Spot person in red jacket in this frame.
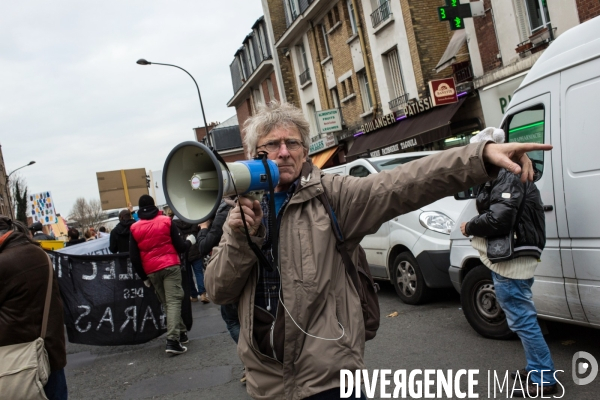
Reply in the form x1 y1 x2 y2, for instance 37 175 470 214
129 195 196 355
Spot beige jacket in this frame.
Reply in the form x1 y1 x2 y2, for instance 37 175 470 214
205 142 494 399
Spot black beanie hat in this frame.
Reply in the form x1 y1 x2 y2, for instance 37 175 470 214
138 195 155 208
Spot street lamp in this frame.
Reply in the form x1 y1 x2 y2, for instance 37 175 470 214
136 59 213 147
6 161 36 219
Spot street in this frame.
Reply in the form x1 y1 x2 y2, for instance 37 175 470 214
65 283 600 399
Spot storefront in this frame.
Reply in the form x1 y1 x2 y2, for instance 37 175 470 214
345 93 483 160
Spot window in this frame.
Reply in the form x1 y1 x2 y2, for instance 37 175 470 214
286 0 299 21
297 43 308 71
349 165 371 177
253 88 264 112
331 87 340 108
258 24 269 59
524 0 550 32
246 41 257 70
333 5 340 24
266 78 276 102
307 101 319 137
506 106 545 178
384 48 406 105
320 24 331 58
358 71 373 112
238 55 248 80
347 0 358 35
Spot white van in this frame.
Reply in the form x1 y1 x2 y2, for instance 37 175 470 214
324 151 467 304
449 16 600 338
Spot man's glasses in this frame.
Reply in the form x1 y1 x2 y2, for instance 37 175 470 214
256 139 304 152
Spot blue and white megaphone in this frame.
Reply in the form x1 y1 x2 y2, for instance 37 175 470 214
163 141 279 224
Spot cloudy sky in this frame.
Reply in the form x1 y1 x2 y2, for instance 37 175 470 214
1 0 264 217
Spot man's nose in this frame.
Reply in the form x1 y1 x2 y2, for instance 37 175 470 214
277 143 291 157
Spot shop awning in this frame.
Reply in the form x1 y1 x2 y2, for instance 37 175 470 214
346 98 465 158
310 146 340 168
435 30 467 73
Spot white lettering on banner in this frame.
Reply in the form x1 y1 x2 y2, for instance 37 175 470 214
75 304 163 335
96 307 114 332
140 306 159 332
120 306 138 333
103 262 116 280
119 261 134 280
370 150 381 157
82 263 97 280
75 305 92 333
123 288 144 299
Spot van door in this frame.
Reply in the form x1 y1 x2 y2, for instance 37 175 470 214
349 164 389 277
504 79 572 320
561 57 600 325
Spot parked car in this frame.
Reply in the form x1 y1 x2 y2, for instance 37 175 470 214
324 151 468 304
449 16 600 339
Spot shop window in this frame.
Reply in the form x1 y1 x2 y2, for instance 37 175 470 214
506 105 545 178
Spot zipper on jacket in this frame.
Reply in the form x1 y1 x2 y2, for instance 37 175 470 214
269 321 277 359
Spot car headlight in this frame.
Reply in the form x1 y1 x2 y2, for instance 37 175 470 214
419 211 455 234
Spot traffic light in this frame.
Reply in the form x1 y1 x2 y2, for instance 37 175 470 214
438 0 472 30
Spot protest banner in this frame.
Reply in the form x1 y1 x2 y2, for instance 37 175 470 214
49 250 193 346
29 191 58 225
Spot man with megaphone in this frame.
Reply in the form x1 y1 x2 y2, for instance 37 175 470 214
191 102 551 400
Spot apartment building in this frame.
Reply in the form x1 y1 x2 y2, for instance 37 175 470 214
344 0 491 159
227 16 288 158
262 0 383 168
465 0 600 128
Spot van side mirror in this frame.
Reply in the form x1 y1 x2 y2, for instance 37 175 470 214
454 187 476 200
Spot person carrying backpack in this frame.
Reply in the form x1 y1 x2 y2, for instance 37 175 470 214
204 101 550 400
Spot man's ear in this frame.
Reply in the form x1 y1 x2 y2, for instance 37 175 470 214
303 147 308 161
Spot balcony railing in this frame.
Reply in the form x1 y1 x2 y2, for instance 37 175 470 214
388 93 409 111
454 64 473 83
299 68 311 85
371 0 392 29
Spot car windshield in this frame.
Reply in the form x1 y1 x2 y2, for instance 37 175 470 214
370 155 426 171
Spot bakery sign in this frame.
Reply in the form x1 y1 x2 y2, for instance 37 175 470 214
428 77 458 106
360 113 396 135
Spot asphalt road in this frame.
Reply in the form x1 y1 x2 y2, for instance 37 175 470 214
65 282 600 399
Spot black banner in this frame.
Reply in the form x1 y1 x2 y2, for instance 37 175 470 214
49 251 193 346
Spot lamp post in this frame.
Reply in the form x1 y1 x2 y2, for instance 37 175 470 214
136 59 213 147
6 161 36 219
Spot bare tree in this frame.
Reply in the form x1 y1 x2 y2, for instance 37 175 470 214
8 172 28 221
69 197 105 229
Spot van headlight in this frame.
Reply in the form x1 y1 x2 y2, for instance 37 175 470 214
419 211 455 234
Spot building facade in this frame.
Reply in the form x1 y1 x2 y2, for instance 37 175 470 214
262 0 384 168
232 0 599 163
466 0 600 129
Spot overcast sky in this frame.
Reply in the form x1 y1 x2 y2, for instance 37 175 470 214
1 0 264 217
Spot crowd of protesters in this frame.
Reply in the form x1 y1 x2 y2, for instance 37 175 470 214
1 101 555 400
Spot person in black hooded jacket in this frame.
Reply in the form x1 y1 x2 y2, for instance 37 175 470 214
460 128 555 397
109 209 135 253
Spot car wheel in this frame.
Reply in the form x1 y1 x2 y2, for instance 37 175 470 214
460 265 515 339
391 252 430 305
